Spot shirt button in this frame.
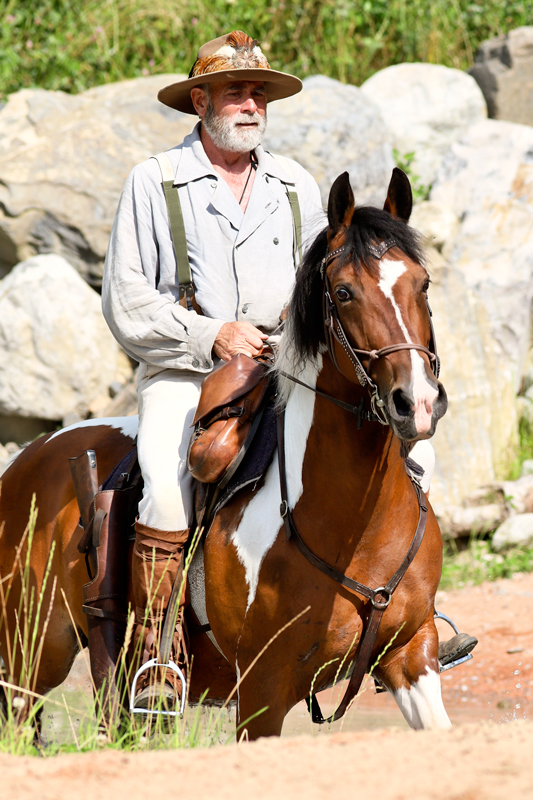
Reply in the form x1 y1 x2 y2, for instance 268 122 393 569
192 358 199 368
204 360 211 369
242 304 249 314
210 181 217 188
273 237 279 245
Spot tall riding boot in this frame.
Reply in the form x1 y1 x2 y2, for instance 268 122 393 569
131 521 189 709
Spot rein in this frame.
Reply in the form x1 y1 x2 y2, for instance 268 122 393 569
277 237 436 723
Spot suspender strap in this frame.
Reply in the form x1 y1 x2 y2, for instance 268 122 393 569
286 187 303 268
152 152 194 309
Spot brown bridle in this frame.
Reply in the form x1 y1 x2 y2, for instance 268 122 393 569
277 238 438 724
321 239 440 424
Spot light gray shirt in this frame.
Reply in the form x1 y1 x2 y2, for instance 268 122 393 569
102 122 324 375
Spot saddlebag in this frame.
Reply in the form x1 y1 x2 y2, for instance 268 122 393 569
187 353 273 485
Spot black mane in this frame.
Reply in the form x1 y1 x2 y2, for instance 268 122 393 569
289 206 425 363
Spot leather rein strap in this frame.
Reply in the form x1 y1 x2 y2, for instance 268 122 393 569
277 419 428 723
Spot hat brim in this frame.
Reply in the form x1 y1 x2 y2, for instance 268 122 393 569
157 69 302 115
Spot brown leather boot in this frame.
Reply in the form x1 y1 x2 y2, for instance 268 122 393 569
131 521 190 712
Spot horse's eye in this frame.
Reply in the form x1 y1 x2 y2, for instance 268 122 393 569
423 278 431 293
335 288 351 302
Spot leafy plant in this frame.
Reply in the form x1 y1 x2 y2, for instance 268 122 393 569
0 0 531 101
392 148 431 202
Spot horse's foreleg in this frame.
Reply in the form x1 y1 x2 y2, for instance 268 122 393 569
375 616 451 730
235 671 287 740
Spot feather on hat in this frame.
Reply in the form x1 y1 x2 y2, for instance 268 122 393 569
158 31 302 115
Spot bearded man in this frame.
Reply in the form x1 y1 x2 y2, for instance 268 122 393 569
102 31 324 709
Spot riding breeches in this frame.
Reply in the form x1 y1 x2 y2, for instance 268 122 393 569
137 368 204 531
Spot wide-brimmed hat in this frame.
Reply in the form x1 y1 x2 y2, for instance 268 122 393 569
158 30 302 115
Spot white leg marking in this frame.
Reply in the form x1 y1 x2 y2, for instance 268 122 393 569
231 355 321 610
46 415 139 443
393 668 451 730
378 259 437 435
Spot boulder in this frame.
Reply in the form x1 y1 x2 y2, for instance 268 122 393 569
264 75 395 208
0 254 122 433
426 249 517 508
0 75 193 284
409 201 460 252
469 26 533 125
360 63 487 188
431 118 533 391
492 513 533 551
499 475 533 516
436 503 506 540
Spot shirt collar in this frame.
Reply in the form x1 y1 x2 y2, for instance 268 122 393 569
173 122 217 185
255 145 295 185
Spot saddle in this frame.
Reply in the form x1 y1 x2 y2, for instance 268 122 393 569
187 351 274 486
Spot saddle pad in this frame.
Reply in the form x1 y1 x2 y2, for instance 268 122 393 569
211 402 278 517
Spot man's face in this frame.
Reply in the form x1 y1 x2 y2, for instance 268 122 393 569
194 81 268 154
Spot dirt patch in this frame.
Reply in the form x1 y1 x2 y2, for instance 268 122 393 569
7 573 533 797
2 722 533 800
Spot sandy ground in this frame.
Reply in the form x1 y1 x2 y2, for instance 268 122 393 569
4 572 533 798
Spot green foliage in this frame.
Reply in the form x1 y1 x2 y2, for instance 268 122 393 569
392 148 430 202
0 0 532 100
506 416 533 480
440 536 533 591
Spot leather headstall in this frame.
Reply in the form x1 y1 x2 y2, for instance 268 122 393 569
321 239 440 423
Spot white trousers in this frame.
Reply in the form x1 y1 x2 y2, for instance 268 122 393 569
136 368 436 532
137 369 204 530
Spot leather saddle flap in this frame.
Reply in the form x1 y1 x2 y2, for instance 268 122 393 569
193 354 268 425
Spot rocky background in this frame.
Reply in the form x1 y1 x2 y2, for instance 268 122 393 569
1 27 533 550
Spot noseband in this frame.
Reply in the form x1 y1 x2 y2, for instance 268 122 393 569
319 239 440 424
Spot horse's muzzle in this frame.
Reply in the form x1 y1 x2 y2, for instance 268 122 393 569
385 380 448 441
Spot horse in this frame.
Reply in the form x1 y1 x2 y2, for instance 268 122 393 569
0 168 450 739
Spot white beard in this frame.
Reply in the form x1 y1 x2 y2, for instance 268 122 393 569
203 102 267 153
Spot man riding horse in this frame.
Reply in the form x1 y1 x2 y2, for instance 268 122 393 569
102 30 476 713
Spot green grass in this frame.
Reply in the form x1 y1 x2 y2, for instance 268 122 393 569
0 0 531 101
440 536 533 591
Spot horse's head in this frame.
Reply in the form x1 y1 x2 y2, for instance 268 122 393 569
320 168 447 441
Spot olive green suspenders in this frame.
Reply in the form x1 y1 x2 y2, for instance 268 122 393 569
151 150 303 306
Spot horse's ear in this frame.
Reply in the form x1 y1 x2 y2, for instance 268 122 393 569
383 167 413 221
328 172 355 236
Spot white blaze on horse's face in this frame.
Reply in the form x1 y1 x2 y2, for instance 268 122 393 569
377 258 438 436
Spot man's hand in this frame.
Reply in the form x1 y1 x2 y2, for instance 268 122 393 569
213 321 268 361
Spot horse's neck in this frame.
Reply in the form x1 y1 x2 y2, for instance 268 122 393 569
283 352 402 512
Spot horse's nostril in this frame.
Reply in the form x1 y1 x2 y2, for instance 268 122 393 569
392 389 412 418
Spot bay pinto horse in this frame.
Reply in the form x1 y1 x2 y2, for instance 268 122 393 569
0 168 450 739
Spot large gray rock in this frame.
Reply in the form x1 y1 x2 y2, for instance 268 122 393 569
264 75 395 208
0 75 194 284
360 63 486 189
426 250 518 508
492 513 533 551
0 254 121 426
431 118 533 391
469 26 533 125
437 503 506 540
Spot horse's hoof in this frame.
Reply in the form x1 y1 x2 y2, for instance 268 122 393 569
438 632 478 668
